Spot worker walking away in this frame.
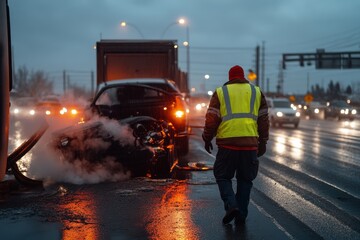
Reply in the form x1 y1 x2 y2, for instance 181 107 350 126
202 65 269 225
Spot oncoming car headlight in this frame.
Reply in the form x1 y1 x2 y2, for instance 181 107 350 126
341 109 349 115
195 103 202 111
276 112 283 117
296 112 301 117
351 109 357 115
314 108 319 114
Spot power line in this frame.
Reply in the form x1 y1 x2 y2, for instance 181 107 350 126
190 46 254 51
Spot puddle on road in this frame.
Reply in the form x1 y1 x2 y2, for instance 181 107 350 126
114 162 216 195
185 179 216 185
175 162 214 171
114 186 156 196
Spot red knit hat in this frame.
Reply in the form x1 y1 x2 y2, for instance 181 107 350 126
228 65 245 81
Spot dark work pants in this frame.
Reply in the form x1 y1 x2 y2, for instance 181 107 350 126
213 148 259 219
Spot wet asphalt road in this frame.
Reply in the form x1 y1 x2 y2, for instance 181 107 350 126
1 115 360 240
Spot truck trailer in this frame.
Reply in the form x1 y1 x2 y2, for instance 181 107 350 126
96 39 189 94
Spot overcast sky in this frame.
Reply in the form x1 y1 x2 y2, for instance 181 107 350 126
8 0 360 96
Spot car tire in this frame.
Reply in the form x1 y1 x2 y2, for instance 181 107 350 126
151 144 177 179
176 135 189 156
151 155 171 179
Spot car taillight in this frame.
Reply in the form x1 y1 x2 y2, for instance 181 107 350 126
174 96 186 118
61 107 79 116
71 109 78 115
175 110 185 118
60 107 67 115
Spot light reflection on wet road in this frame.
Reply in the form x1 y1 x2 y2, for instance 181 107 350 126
1 116 360 239
146 182 200 240
60 191 100 240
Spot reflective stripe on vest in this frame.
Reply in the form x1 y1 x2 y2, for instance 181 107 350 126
222 84 258 121
216 83 261 138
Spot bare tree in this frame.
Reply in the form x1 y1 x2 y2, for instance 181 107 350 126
13 65 53 98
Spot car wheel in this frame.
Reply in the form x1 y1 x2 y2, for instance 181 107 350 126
151 144 177 179
176 135 189 156
151 156 171 179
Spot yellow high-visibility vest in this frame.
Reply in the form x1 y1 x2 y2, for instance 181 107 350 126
216 83 261 139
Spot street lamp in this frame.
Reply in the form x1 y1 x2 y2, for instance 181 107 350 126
162 18 190 84
161 18 185 38
120 21 144 38
184 24 190 84
204 74 210 93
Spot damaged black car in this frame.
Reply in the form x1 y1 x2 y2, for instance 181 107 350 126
51 116 178 179
50 79 190 179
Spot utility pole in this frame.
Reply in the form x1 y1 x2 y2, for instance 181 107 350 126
307 72 310 93
261 41 265 90
67 75 70 90
255 45 260 86
186 26 190 85
63 70 66 94
277 61 284 95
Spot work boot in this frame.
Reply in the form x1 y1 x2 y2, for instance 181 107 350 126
234 215 246 226
222 208 240 224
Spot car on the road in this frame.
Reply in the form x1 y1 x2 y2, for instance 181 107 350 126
50 78 189 179
324 100 357 120
31 96 85 123
90 78 189 155
267 97 301 128
35 99 63 117
188 94 210 117
304 101 327 119
10 96 38 117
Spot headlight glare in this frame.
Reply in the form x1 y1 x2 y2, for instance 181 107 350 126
276 112 283 117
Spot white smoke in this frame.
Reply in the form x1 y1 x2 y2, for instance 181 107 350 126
93 115 135 146
21 115 136 185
